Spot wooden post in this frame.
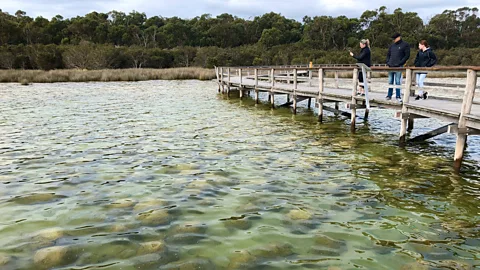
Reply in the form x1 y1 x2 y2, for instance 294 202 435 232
239 68 243 99
293 68 297 114
335 71 339 88
350 68 358 132
254 68 259 104
407 118 414 131
287 71 291 84
239 68 242 86
454 69 477 171
367 71 372 91
309 70 313 87
215 67 220 92
318 68 324 122
271 68 275 108
399 69 413 145
227 68 231 95
220 67 224 93
293 69 297 90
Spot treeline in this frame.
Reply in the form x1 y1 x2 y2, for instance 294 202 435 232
0 6 479 69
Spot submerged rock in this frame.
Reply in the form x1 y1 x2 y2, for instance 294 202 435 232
310 247 341 257
0 253 11 266
287 209 312 220
137 241 166 255
224 219 252 231
137 209 171 226
251 243 294 259
399 262 429 270
33 227 65 243
134 199 169 212
314 235 346 250
76 240 138 265
108 223 132 233
186 180 211 190
10 193 65 205
168 222 207 235
108 198 137 208
227 250 256 269
166 222 208 245
133 251 180 269
236 203 262 214
160 258 216 270
33 246 75 269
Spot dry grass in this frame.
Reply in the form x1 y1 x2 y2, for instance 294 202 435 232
0 68 216 84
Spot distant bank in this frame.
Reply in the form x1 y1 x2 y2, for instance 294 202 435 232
0 68 216 84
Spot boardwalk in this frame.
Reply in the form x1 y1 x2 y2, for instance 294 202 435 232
215 65 480 170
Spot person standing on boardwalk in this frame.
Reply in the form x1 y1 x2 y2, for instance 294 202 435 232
414 40 437 100
386 33 410 102
349 39 371 96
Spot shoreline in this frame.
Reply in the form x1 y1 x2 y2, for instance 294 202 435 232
0 68 216 84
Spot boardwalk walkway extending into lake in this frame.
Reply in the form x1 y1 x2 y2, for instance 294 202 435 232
215 65 480 171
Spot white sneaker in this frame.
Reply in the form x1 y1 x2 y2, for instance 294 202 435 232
396 97 402 103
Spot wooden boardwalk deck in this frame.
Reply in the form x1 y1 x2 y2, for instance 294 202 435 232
215 65 480 170
227 76 480 129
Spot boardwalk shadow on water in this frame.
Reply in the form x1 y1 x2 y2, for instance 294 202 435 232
0 81 478 270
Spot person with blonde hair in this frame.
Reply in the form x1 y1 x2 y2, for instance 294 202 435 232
414 40 437 100
349 39 371 95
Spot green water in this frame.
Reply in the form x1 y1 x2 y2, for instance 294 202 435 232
0 80 479 270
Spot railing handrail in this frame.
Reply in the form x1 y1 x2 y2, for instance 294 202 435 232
217 65 480 72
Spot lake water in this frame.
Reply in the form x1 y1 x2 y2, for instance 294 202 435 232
0 80 479 270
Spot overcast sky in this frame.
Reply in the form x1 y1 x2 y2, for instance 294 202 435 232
1 0 478 22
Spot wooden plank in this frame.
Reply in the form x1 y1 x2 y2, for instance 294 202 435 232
318 68 324 122
408 124 451 143
334 71 339 88
346 104 367 109
400 69 413 145
220 67 224 93
454 69 477 170
323 106 352 118
394 112 429 119
351 68 358 132
448 125 480 135
309 70 313 87
293 69 298 90
270 68 275 108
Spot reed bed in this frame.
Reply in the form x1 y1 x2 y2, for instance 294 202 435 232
0 68 216 84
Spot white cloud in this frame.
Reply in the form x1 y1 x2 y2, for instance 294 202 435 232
0 0 477 21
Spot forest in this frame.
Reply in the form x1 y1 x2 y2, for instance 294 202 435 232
0 6 479 70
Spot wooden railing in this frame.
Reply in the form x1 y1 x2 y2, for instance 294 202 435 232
216 66 480 100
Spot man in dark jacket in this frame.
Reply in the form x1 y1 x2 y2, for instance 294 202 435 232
386 33 410 102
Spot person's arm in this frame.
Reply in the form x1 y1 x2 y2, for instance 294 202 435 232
399 44 411 66
414 51 419 67
427 51 437 67
353 49 366 61
386 46 391 66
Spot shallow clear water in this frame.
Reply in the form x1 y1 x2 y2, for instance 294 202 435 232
0 80 479 270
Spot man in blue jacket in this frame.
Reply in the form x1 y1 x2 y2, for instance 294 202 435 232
386 33 410 102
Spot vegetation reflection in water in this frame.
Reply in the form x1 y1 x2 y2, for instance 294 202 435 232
0 81 479 270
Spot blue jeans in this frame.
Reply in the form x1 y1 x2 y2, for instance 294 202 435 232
387 71 402 98
416 73 427 95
